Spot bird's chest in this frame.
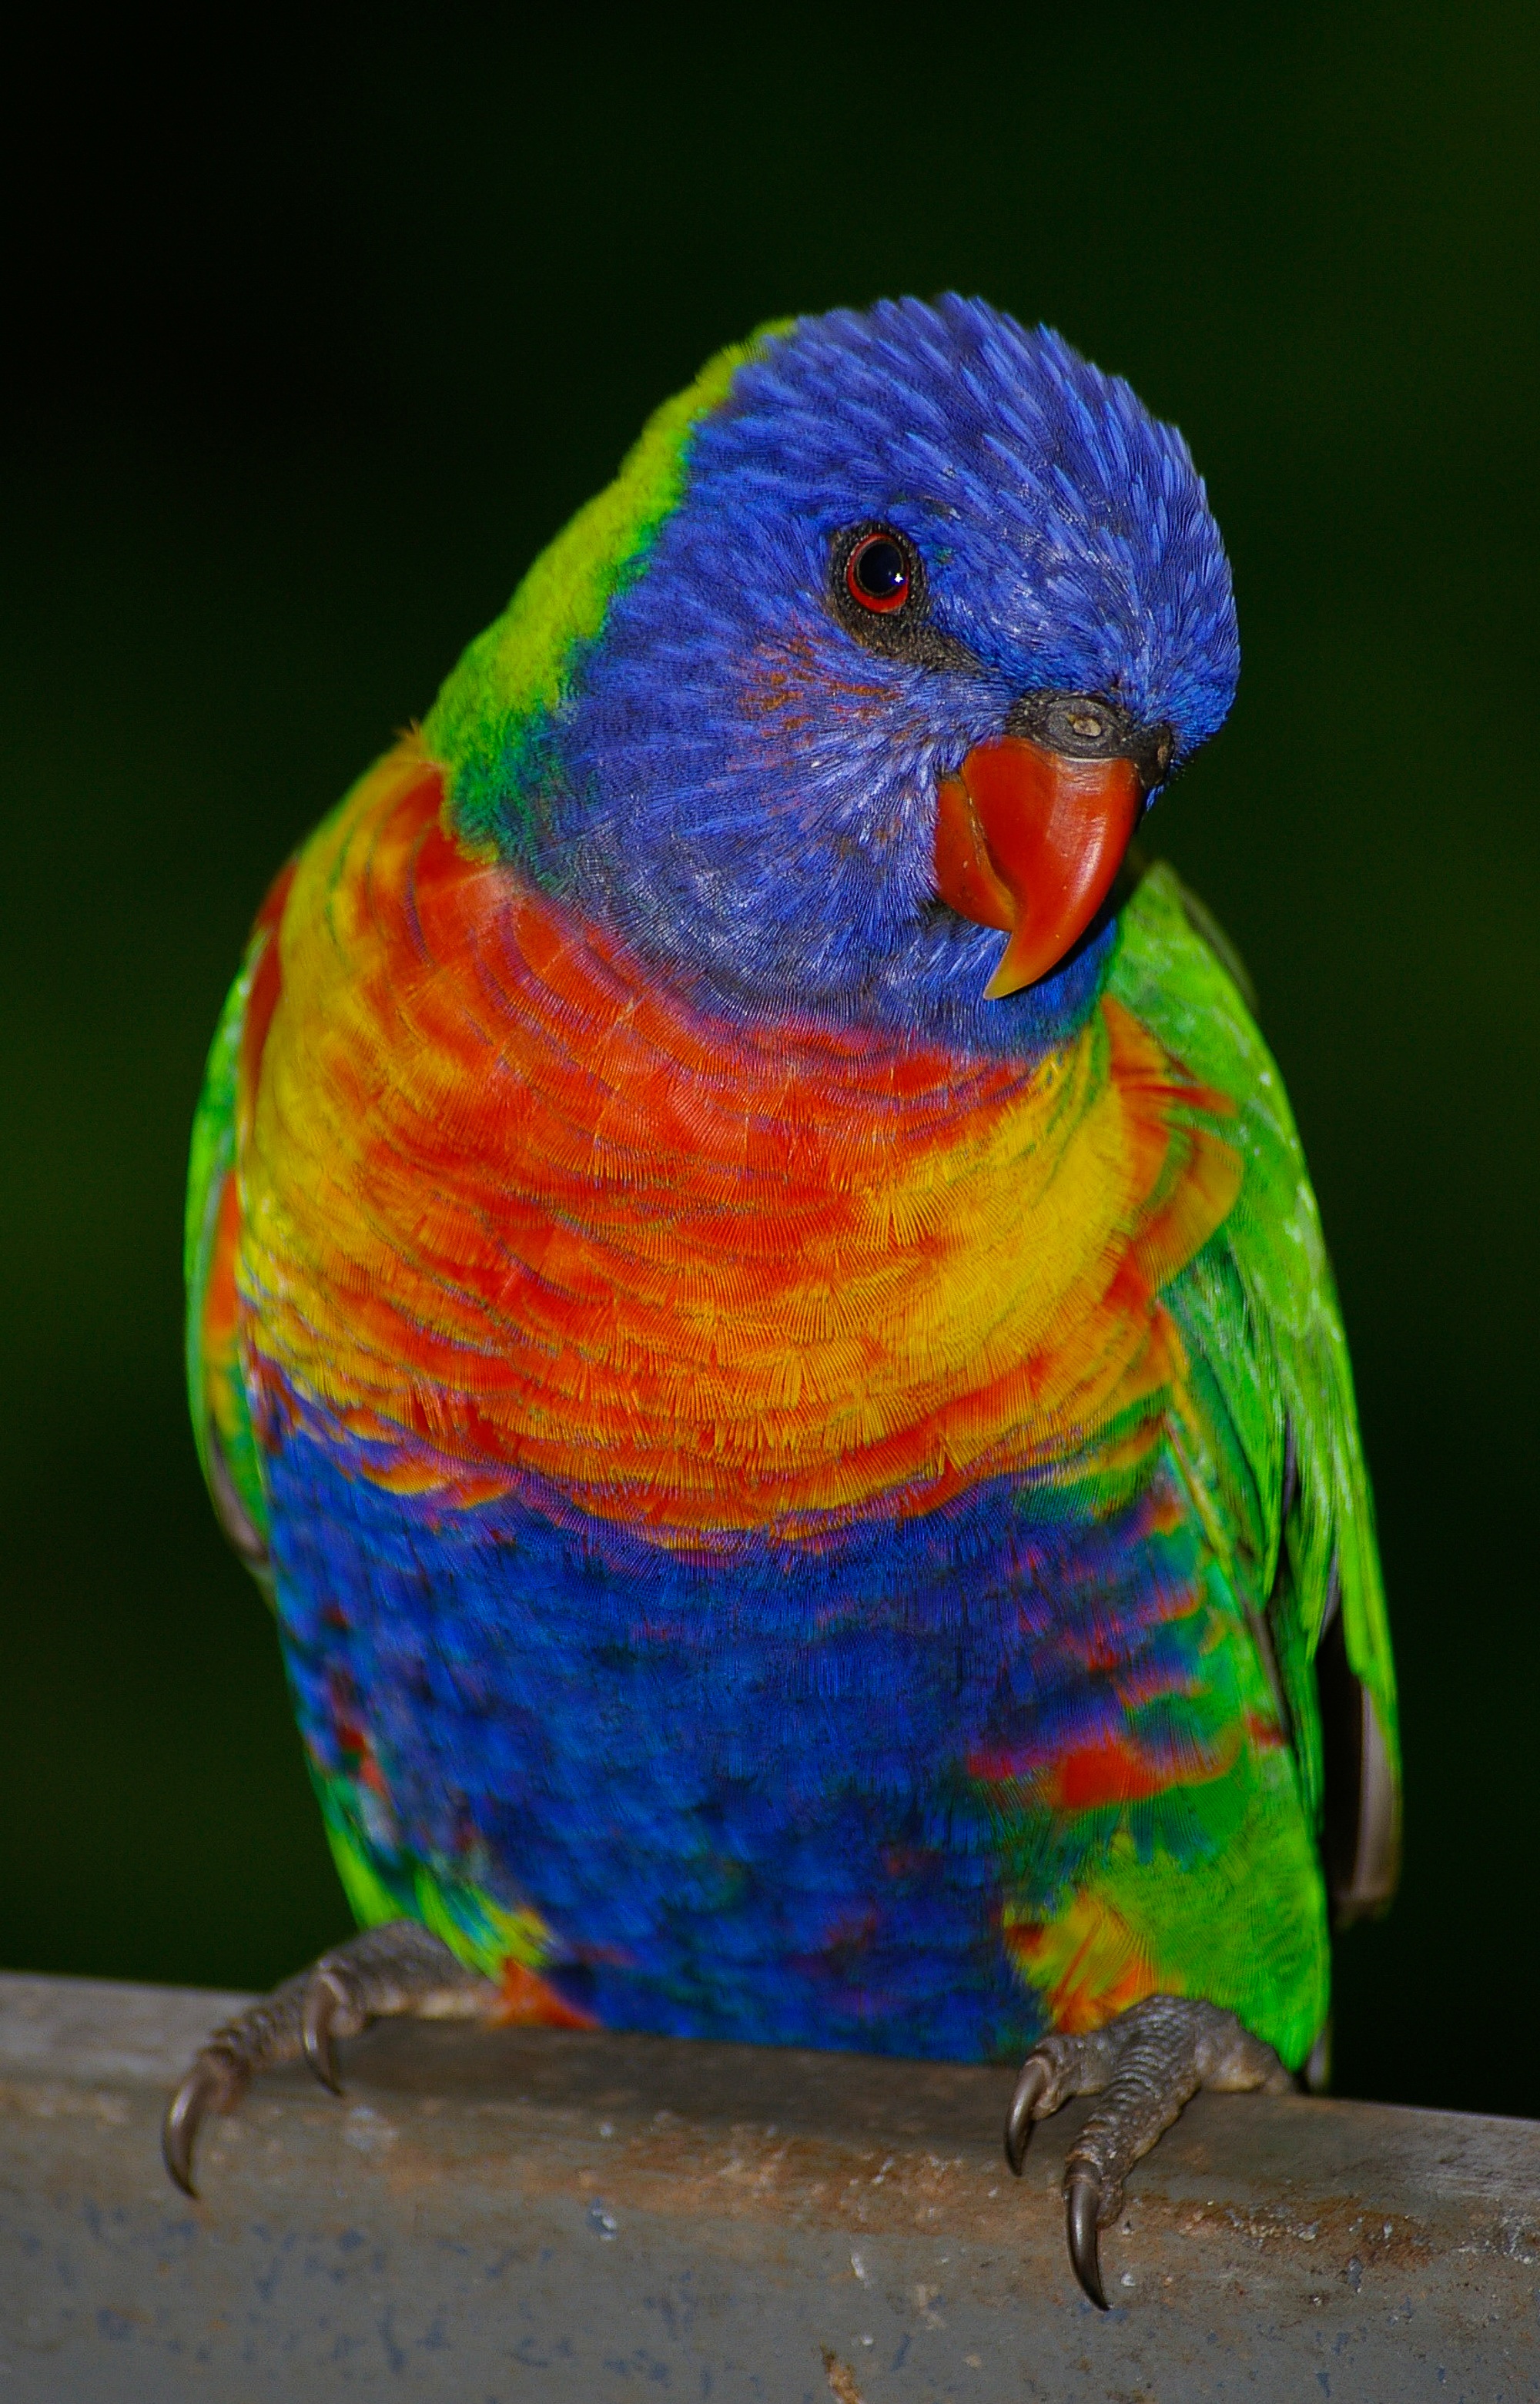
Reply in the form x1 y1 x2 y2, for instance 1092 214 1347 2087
240 890 1230 1538
236 762 1240 1567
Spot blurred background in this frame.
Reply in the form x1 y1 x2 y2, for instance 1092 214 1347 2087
2 8 1536 2115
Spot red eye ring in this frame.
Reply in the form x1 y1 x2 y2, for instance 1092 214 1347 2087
845 531 912 614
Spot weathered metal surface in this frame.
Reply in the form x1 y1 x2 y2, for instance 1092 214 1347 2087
0 1970 1535 2399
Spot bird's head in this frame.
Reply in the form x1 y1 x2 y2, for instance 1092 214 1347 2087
428 296 1239 1060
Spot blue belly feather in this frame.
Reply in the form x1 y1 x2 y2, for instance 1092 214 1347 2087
269 1407 1211 2062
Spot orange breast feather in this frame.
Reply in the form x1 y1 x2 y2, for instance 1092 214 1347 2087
235 740 1241 1533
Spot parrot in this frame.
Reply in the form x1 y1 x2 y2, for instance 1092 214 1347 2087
166 296 1398 2307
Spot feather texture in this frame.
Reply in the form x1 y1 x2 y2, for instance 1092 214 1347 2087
186 298 1396 2072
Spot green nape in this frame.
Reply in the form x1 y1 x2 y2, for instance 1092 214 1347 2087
423 319 793 852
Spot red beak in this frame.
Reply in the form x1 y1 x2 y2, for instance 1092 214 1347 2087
933 736 1145 998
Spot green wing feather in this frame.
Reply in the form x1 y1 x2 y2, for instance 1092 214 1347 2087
1110 860 1400 1915
185 931 272 1582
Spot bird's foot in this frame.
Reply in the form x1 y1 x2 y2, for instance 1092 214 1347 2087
162 1920 499 2195
1004 1993 1292 2308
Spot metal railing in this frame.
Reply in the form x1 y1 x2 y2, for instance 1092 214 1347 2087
1 1970 1535 2399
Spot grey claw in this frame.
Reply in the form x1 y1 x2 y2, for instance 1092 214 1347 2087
1004 2055 1047 2175
162 2048 239 2198
1066 2171 1108 2309
302 1971 346 2095
162 1924 495 2199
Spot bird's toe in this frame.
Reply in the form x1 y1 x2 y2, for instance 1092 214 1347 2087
1003 1993 1292 2305
161 1920 499 2195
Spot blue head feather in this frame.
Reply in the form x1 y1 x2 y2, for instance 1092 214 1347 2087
535 296 1239 1060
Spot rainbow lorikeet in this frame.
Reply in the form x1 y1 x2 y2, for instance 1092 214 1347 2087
167 298 1398 2305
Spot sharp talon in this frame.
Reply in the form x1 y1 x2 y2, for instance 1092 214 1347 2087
162 2073 203 2198
164 1925 491 2199
1066 2171 1108 2309
1004 2055 1047 2175
303 1971 346 2095
162 2051 235 2198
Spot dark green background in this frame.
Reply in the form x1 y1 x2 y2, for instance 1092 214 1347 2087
4 11 1536 2114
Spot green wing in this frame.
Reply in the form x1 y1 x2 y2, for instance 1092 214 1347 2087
185 926 273 1589
1110 860 1400 1920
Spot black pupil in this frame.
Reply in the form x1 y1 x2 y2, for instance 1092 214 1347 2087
853 537 906 601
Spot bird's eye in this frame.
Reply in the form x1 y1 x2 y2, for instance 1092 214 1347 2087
845 532 912 614
827 524 972 671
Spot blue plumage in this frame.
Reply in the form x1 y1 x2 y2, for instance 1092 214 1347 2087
273 1410 1213 2058
504 299 1240 1058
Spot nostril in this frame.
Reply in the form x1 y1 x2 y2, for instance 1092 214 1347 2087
1005 690 1137 760
1001 695 1176 792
